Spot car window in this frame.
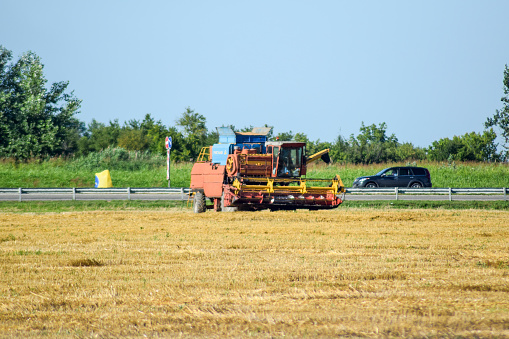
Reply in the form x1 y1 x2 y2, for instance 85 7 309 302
384 168 398 176
400 168 409 176
412 168 425 176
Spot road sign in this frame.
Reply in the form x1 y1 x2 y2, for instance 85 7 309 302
165 136 172 186
165 136 172 150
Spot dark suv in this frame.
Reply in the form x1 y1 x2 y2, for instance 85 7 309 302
352 167 432 188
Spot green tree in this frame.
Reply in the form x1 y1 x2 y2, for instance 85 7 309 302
141 114 173 155
117 129 150 151
293 132 309 143
134 113 188 157
164 126 187 161
460 130 499 161
176 107 207 137
0 47 13 150
0 46 82 160
395 142 426 162
329 135 350 163
176 107 208 161
77 113 192 161
427 137 462 162
238 125 253 132
116 114 159 152
204 130 219 148
485 64 509 160
80 119 121 154
348 122 399 164
427 130 499 162
274 130 294 141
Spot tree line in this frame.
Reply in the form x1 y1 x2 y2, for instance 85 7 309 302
1 46 508 164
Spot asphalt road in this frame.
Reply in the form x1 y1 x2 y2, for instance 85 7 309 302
0 193 188 202
0 193 506 202
345 194 507 201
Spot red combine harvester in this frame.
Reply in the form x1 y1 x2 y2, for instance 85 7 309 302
190 127 345 212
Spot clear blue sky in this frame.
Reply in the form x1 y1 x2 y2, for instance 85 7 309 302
3 0 509 148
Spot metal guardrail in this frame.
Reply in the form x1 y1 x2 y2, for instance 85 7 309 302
0 187 191 202
0 187 507 202
346 187 508 201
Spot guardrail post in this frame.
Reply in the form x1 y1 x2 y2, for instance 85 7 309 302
19 187 22 202
181 187 184 200
127 187 131 201
395 187 399 201
449 187 452 201
504 187 507 201
72 187 76 201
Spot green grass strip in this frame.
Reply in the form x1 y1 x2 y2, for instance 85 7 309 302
0 200 190 213
341 200 509 210
1 160 508 188
0 200 507 213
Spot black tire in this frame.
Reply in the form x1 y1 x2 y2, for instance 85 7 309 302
365 182 378 188
410 182 422 188
193 191 206 213
221 191 238 212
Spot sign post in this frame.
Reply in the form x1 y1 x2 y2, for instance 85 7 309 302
165 136 172 187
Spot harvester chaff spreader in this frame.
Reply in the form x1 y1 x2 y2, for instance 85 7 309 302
190 127 345 212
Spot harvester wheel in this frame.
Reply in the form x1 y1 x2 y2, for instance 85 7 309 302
221 191 238 212
193 191 206 213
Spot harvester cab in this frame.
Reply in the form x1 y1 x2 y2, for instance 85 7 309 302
266 142 305 178
190 127 345 212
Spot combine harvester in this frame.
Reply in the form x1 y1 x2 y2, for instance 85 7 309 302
190 127 345 212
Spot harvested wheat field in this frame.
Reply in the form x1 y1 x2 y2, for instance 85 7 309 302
1 208 508 338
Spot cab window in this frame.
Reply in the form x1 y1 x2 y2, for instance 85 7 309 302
278 147 302 177
272 146 279 175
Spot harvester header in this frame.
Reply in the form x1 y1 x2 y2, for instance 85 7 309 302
190 126 345 212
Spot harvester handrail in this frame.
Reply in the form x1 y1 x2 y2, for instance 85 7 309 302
242 176 338 183
196 146 210 162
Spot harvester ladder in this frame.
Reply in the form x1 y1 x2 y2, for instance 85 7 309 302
196 147 211 162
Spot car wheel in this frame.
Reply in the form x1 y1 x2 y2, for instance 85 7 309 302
365 182 378 188
410 182 422 188
193 191 206 213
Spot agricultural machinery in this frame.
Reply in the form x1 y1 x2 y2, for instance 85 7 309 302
190 127 345 212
